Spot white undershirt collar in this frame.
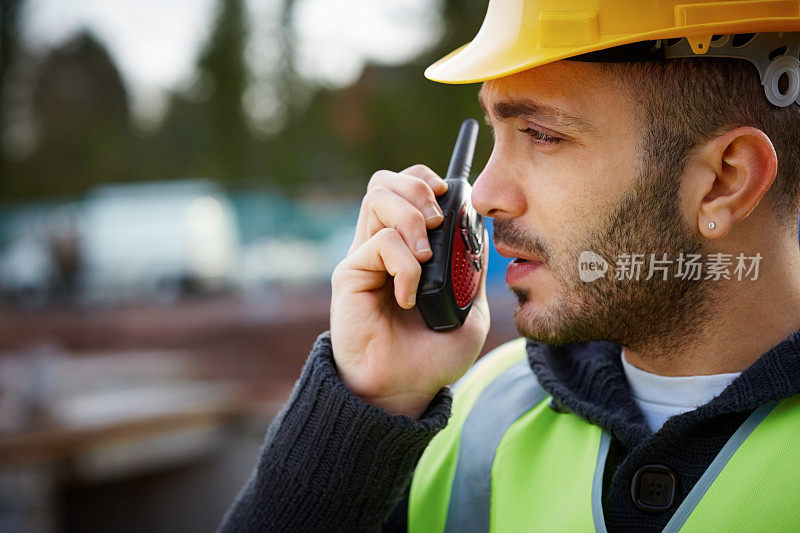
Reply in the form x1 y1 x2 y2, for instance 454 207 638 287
620 348 741 433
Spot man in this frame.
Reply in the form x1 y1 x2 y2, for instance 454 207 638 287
220 2 800 531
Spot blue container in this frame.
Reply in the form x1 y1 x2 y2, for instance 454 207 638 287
484 217 513 287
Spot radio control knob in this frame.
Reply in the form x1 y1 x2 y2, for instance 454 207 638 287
460 211 468 230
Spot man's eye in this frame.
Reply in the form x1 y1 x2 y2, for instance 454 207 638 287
518 126 561 145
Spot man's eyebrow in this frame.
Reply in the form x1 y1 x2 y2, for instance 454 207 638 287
478 92 596 134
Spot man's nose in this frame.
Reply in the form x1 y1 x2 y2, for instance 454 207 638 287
471 148 526 220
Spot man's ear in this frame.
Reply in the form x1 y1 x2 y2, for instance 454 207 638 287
689 126 777 239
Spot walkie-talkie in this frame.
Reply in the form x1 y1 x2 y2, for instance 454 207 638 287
416 118 485 331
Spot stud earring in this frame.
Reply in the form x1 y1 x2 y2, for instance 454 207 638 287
708 222 716 230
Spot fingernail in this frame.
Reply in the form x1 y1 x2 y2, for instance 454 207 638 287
407 294 416 307
423 204 442 221
416 238 431 254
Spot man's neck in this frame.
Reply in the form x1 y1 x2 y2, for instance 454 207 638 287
623 238 800 376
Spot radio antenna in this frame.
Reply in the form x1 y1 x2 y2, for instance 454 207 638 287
445 118 479 181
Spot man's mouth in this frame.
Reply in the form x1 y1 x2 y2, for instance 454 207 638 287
495 244 544 264
511 257 544 267
505 255 544 285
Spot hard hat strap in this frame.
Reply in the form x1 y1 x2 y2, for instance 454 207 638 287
568 33 800 107
664 32 800 107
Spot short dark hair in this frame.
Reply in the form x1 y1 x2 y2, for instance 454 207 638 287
602 57 800 232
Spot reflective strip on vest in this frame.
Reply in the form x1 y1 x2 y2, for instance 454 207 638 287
409 338 603 532
408 338 800 532
673 394 800 531
408 338 531 533
445 359 549 532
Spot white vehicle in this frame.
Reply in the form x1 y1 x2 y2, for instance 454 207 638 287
79 180 239 304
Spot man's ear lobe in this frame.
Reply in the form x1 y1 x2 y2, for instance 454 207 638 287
696 126 777 239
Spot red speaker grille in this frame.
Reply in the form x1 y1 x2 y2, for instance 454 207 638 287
451 220 480 308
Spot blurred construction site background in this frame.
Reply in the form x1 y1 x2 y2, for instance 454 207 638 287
0 1 521 532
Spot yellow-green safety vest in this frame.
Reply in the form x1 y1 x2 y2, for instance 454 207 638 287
408 338 800 532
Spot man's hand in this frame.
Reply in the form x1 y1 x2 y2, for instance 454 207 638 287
330 164 490 419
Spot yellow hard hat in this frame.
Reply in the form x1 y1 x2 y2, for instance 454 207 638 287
425 0 800 84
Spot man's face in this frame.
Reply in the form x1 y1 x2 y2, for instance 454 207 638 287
473 60 714 354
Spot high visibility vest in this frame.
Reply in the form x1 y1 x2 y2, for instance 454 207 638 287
408 338 800 532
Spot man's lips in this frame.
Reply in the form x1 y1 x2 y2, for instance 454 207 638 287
505 256 543 285
494 243 545 264
494 243 545 286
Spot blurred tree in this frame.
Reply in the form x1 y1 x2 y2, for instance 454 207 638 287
0 0 26 188
272 0 307 121
195 0 251 182
131 92 209 183
265 0 490 194
2 0 491 199
436 0 489 57
135 0 295 186
0 0 23 92
3 31 133 198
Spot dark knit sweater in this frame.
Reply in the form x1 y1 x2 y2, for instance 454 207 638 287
218 327 800 532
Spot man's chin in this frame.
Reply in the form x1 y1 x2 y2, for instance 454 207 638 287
511 295 595 346
512 299 559 343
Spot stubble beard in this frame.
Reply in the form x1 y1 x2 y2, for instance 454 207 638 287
498 160 717 357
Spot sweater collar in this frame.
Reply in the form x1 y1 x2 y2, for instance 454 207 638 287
525 327 800 449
